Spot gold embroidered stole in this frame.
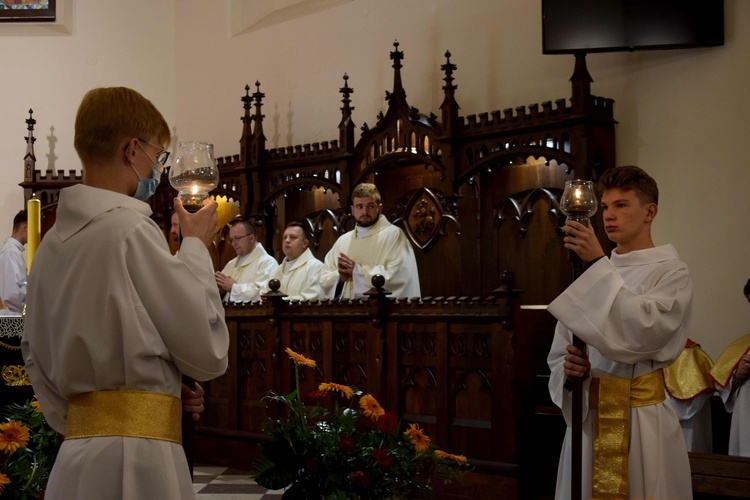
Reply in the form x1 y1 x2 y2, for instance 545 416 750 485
589 371 665 498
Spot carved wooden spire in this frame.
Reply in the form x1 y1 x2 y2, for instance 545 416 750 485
440 51 460 135
570 52 593 113
251 81 266 165
388 40 407 104
240 85 253 166
338 73 355 152
24 109 37 185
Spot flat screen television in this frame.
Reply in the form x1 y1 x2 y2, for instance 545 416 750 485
542 0 724 54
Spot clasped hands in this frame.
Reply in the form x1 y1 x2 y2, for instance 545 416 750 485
337 252 356 282
214 272 235 292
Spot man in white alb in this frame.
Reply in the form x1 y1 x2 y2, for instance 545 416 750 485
547 165 693 499
0 210 28 313
263 221 332 301
322 183 420 299
215 220 278 303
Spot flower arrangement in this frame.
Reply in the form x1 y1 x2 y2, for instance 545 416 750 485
0 396 62 499
252 348 470 499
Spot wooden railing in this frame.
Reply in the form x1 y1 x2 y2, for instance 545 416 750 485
193 279 525 494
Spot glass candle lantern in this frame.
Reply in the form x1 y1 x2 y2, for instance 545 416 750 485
169 141 219 212
560 179 597 226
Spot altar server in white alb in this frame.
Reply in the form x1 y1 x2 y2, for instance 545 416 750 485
710 279 750 457
0 210 28 313
323 183 420 299
214 219 279 303
21 87 229 500
547 165 693 499
262 221 333 301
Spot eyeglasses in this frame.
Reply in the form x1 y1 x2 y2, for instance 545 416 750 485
229 234 252 243
136 138 170 166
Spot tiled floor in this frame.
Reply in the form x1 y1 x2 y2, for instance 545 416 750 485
193 464 285 499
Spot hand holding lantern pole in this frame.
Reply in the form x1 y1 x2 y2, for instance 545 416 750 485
559 179 597 500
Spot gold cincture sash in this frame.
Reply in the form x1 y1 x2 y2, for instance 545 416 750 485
589 370 665 499
66 390 182 444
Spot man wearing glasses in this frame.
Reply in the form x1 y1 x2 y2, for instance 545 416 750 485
214 219 279 303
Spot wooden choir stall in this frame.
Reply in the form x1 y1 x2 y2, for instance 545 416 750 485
31 43 735 499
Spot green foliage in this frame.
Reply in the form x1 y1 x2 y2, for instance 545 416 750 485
0 397 62 499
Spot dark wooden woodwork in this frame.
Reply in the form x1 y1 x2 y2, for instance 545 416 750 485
690 453 750 499
19 47 626 498
199 286 523 499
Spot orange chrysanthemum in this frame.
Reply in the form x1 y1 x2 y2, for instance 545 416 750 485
0 420 30 454
0 472 10 494
434 449 467 464
285 348 317 368
404 423 431 453
318 382 354 399
30 399 42 413
359 394 385 420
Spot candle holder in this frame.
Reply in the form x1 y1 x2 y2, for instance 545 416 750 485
560 179 597 227
558 179 597 500
169 141 219 213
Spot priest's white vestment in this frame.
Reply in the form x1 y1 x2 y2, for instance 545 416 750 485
547 244 693 500
220 242 279 303
322 215 420 299
0 236 26 313
22 184 229 500
262 248 333 301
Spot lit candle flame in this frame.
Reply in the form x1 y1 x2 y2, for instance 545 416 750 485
191 184 199 195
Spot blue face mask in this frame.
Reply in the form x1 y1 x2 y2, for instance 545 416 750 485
131 160 162 201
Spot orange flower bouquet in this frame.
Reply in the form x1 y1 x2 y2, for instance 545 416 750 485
0 396 62 499
252 348 469 499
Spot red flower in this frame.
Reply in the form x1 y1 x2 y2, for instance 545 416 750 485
349 470 372 488
376 412 398 433
354 415 375 433
307 390 328 401
371 449 393 468
338 435 356 453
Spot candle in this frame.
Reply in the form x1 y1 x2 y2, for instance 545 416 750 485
27 195 41 273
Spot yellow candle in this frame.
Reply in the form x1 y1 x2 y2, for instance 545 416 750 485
27 195 41 273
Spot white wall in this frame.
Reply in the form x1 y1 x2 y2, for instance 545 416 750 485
0 0 747 359
0 0 175 214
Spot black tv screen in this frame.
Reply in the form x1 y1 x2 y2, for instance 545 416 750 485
542 0 724 54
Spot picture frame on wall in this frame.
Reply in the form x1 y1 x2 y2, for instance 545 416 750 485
0 0 56 22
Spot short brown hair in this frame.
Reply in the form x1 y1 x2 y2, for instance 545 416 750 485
230 219 256 236
12 210 27 232
351 183 381 204
598 165 658 205
74 87 170 166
